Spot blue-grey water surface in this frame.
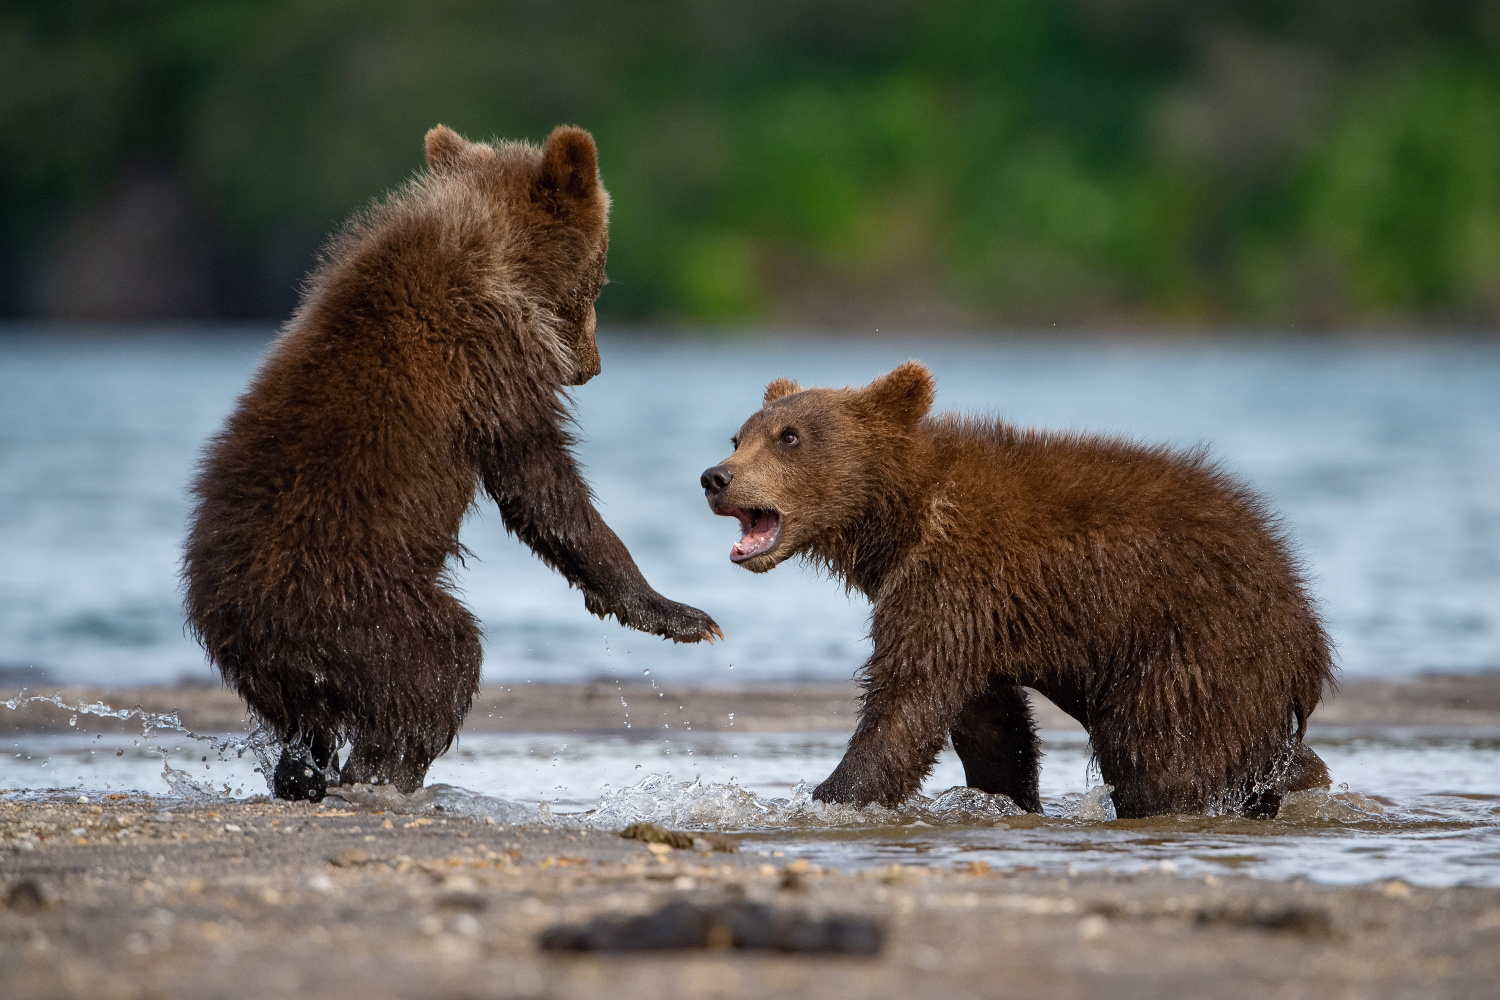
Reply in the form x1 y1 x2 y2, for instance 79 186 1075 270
1 329 1496 685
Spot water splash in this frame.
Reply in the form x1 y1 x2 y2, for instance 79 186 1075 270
325 782 539 824
1056 784 1117 822
2 690 190 736
581 774 1030 830
1276 788 1386 824
1 689 280 801
316 772 1034 830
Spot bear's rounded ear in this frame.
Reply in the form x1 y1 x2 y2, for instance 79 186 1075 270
862 361 934 425
537 125 600 202
763 377 802 405
425 125 469 174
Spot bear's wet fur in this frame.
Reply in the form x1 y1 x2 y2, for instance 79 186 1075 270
703 362 1333 818
185 125 719 799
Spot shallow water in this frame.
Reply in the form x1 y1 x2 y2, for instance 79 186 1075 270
4 714 1497 887
1 330 1497 685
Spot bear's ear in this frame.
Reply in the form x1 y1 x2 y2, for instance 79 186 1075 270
425 125 469 173
537 125 600 203
862 361 934 425
763 377 802 405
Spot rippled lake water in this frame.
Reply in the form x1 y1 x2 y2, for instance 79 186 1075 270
2 328 1497 885
1 328 1497 685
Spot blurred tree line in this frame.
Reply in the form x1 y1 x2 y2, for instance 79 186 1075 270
3 0 1499 328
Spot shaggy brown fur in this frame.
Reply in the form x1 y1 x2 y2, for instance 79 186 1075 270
185 125 719 800
702 362 1333 818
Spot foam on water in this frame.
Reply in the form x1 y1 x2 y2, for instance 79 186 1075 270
316 774 1035 830
583 774 1031 830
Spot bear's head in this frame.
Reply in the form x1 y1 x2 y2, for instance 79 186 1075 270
424 123 610 385
700 361 935 573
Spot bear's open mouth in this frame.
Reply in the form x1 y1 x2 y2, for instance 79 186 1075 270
716 505 783 563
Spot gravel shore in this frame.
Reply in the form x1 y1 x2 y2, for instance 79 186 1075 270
2 673 1497 998
2 794 1497 1000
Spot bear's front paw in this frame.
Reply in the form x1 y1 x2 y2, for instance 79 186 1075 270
812 770 876 807
600 591 723 644
650 597 724 644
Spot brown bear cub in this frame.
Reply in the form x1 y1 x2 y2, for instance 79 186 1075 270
185 125 719 801
702 362 1333 818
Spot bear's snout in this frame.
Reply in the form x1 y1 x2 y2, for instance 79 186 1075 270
700 465 734 496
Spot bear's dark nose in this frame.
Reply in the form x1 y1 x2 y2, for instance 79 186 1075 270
701 465 734 495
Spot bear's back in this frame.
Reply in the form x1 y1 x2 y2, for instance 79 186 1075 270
923 414 1288 576
191 177 513 587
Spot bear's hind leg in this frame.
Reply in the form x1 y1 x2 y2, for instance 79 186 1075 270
340 734 429 794
950 679 1042 813
338 592 483 794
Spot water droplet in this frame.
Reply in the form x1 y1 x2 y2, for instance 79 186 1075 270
69 715 77 727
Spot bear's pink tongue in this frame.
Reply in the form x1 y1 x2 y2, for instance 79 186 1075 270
730 509 782 563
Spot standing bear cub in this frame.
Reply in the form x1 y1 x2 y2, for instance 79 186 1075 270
702 362 1332 818
186 125 719 801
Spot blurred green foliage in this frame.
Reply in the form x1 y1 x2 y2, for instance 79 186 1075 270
3 0 1499 326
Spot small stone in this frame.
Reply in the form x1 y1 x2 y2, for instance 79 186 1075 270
5 880 50 913
539 900 884 954
329 848 370 868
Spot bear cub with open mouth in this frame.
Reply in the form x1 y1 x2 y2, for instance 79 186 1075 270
702 362 1333 818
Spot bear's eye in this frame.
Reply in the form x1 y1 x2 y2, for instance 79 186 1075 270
730 435 740 449
779 428 800 447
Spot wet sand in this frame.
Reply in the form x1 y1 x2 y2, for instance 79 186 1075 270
7 670 1500 736
3 673 1498 998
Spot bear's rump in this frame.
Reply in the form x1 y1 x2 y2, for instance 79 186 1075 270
207 579 482 742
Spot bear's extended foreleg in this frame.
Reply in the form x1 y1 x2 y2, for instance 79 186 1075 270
481 427 720 644
950 679 1042 813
